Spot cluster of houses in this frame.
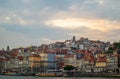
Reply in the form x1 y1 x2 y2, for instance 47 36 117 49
0 36 120 74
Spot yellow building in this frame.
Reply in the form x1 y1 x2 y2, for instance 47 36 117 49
64 54 78 67
95 53 107 67
39 52 48 69
28 52 41 69
95 56 107 67
39 52 48 61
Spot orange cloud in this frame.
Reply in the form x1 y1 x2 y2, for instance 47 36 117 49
46 17 120 31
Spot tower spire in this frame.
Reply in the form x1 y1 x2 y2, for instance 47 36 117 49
72 35 76 42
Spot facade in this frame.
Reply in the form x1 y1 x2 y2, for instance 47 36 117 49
95 53 106 67
64 54 77 67
49 42 65 49
2 36 120 74
17 49 29 70
76 51 85 69
77 37 91 50
39 52 48 71
28 52 41 72
48 53 56 70
0 56 5 72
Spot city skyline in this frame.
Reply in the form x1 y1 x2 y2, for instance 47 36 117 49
0 0 120 49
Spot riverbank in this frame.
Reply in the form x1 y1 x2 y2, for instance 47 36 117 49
0 75 118 79
1 71 120 77
65 72 120 77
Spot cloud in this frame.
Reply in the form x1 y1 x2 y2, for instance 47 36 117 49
0 13 33 26
0 0 120 49
0 27 57 49
83 0 105 5
45 16 120 31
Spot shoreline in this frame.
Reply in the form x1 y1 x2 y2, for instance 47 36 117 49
65 72 120 77
1 71 120 77
1 74 120 77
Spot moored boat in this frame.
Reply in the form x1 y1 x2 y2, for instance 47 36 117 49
36 70 63 77
36 72 56 77
4 72 23 76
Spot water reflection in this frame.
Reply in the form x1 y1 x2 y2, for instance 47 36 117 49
0 76 120 79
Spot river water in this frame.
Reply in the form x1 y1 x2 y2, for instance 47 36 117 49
0 75 120 79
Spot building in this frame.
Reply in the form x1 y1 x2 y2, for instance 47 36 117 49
49 42 65 49
39 52 48 71
95 53 106 72
106 54 117 73
0 56 5 73
28 52 41 72
77 37 91 50
64 54 77 68
48 53 56 70
76 52 85 71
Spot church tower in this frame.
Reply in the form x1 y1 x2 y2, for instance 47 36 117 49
72 36 76 42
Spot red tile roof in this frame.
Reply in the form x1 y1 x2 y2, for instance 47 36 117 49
0 57 5 61
96 57 106 62
55 42 64 44
76 50 91 53
64 54 74 58
0 50 5 56
5 56 11 61
17 56 24 60
85 55 94 62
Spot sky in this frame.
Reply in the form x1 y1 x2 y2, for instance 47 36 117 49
0 0 120 49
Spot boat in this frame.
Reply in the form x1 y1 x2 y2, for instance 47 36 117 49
4 71 23 76
36 70 63 77
36 72 56 77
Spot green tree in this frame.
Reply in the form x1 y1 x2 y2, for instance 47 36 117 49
106 42 120 54
113 43 120 49
107 47 114 54
64 65 74 71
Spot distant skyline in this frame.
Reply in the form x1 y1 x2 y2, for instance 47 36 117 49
0 0 120 49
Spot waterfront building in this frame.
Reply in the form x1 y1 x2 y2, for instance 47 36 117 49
0 50 6 72
64 54 77 68
4 55 13 70
95 53 106 72
117 49 120 68
106 54 117 73
48 53 56 70
55 49 68 69
84 51 94 72
39 51 48 71
112 49 120 73
18 48 30 69
0 36 115 74
28 52 41 72
76 52 85 70
0 56 5 73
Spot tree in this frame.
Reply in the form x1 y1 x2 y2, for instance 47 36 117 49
64 65 74 71
113 43 120 49
106 42 120 54
107 47 114 54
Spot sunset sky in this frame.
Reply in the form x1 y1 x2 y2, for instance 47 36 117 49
0 0 120 49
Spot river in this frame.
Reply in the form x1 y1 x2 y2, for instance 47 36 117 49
0 75 120 79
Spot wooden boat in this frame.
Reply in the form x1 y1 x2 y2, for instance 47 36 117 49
36 72 56 77
4 72 22 76
36 70 63 77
